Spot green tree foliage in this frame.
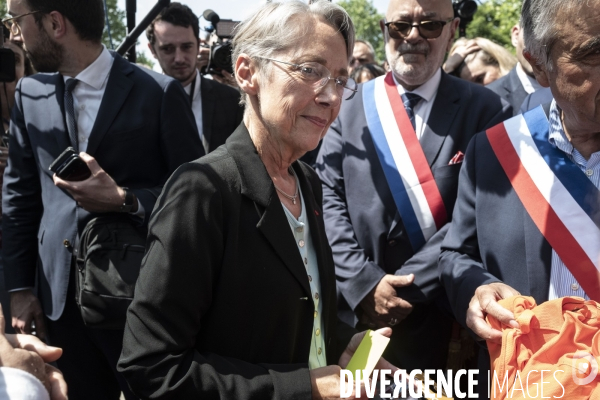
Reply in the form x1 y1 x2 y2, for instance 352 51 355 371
336 0 385 63
465 0 522 50
101 0 154 67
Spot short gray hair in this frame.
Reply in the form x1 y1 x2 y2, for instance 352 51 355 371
521 0 579 69
231 0 355 105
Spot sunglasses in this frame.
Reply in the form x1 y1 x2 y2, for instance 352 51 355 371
384 18 454 40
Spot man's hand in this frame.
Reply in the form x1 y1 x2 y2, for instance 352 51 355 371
10 289 46 341
443 39 480 74
0 304 67 400
359 274 414 328
53 152 129 213
467 282 520 343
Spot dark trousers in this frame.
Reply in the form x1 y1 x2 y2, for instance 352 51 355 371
45 272 137 400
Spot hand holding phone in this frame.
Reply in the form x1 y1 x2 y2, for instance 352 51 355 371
49 147 92 181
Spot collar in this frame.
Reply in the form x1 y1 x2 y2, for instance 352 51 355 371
392 68 442 103
516 62 542 94
548 99 574 156
183 69 201 101
63 45 113 90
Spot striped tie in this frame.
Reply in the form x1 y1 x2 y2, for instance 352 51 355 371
64 78 79 151
401 92 422 131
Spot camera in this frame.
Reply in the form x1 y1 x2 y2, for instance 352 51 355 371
452 0 478 37
200 10 239 77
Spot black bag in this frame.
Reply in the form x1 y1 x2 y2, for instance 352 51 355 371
75 216 147 329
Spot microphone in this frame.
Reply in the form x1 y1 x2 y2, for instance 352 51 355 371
202 9 220 26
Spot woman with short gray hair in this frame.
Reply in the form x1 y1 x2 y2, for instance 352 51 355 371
118 1 395 399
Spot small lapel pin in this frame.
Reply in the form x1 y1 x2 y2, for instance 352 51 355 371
314 210 319 216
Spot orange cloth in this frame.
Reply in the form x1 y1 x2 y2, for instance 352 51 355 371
486 296 600 400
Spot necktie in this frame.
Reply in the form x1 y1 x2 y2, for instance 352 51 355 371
401 92 422 131
64 78 79 151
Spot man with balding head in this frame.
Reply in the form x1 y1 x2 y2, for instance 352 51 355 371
316 0 511 371
440 0 600 394
349 39 376 73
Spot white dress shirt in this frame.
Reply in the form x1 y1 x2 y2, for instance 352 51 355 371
63 46 113 153
183 69 206 153
515 62 543 95
393 68 442 140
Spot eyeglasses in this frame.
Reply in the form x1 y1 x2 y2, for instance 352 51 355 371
384 18 454 40
261 57 358 100
2 10 40 36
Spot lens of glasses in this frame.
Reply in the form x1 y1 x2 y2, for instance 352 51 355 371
298 63 356 100
387 21 445 39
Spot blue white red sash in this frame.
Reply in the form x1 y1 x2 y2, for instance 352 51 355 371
487 106 600 300
363 73 446 251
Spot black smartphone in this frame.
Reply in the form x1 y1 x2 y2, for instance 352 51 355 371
49 147 91 181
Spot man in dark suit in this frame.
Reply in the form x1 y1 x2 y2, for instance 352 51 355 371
316 0 511 372
440 0 600 396
2 0 204 399
146 2 243 154
487 22 543 115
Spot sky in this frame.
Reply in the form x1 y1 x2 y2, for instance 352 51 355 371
116 0 389 71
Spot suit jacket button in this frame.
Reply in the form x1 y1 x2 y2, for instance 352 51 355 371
388 239 396 246
63 239 71 248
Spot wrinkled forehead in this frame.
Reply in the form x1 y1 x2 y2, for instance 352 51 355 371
386 0 454 21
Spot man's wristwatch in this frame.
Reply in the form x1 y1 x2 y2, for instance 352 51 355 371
120 187 136 213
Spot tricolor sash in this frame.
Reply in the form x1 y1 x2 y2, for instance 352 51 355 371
486 105 600 300
363 73 447 252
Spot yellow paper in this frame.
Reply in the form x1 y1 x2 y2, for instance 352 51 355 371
345 329 390 380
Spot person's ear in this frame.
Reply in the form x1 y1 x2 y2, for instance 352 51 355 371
446 18 460 52
524 50 550 87
147 42 158 58
235 54 259 97
511 25 520 48
46 11 67 40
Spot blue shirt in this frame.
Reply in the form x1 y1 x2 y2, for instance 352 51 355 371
547 100 600 299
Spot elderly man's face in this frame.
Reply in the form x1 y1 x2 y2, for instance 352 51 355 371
382 0 457 90
350 42 375 72
531 2 600 135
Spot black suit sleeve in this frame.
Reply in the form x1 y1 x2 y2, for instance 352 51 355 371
438 134 502 328
132 78 205 226
2 80 43 290
118 163 311 399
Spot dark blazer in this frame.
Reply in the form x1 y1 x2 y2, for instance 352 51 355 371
438 105 555 397
520 87 553 113
118 124 354 399
486 66 528 116
2 53 204 320
199 76 244 152
315 71 511 371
